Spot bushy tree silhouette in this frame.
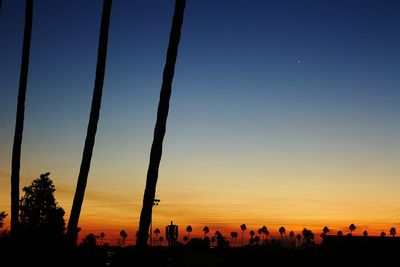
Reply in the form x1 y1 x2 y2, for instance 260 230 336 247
81 233 97 247
363 230 368 236
19 172 65 245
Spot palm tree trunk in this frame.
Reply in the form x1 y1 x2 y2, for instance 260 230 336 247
136 0 186 252
10 0 33 235
241 231 244 246
66 0 112 244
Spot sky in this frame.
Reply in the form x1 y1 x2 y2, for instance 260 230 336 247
0 0 399 244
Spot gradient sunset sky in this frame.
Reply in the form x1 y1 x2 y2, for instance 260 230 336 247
0 0 399 244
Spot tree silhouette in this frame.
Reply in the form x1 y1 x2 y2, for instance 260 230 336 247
203 226 209 237
337 231 343 237
100 232 105 246
250 230 255 239
67 0 113 244
389 227 396 237
120 230 127 246
233 232 238 246
323 226 329 235
136 0 186 251
230 232 235 246
11 0 33 235
381 231 386 237
363 230 368 236
349 224 356 235
321 226 329 239
0 212 6 229
240 224 247 246
186 225 192 240
81 233 97 247
279 226 286 236
296 234 302 247
154 228 161 239
279 226 286 245
19 173 65 244
289 231 295 247
261 226 267 243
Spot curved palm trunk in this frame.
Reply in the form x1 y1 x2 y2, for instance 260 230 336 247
11 0 33 235
66 0 112 244
136 0 186 252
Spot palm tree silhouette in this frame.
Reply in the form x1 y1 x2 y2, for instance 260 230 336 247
233 232 238 246
261 226 267 243
289 231 295 247
230 232 235 246
100 232 105 246
10 0 33 235
279 226 286 236
296 234 302 247
154 228 161 242
240 224 247 246
323 226 329 235
186 225 192 240
321 226 329 239
120 230 127 247
363 230 368 236
349 224 356 235
203 226 209 237
389 227 396 237
66 0 113 244
381 231 386 237
337 231 343 237
250 230 255 239
136 0 186 251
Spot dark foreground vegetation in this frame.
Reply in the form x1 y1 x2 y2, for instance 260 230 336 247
1 238 400 267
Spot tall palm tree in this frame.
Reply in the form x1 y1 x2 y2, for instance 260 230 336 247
66 0 113 244
10 0 33 235
186 225 192 240
203 226 209 237
136 0 186 250
240 224 246 246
